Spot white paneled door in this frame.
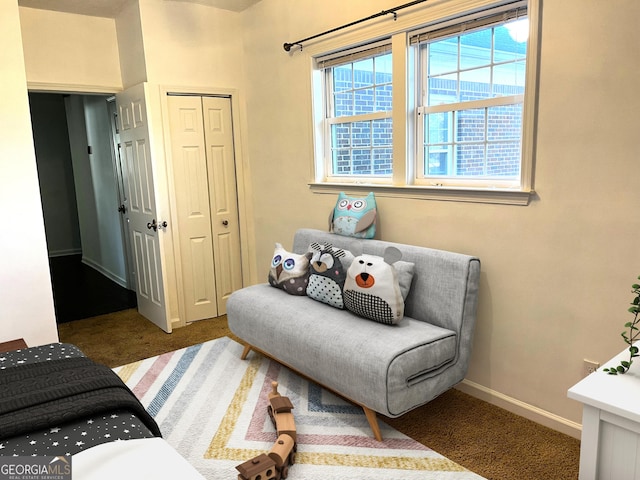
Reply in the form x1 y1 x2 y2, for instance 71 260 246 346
167 94 242 321
116 84 171 333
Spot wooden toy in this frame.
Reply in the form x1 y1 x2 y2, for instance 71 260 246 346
236 382 297 480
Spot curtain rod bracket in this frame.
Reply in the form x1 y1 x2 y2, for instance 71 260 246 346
283 42 303 52
382 9 398 21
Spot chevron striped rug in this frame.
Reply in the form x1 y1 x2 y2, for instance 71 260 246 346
114 337 485 479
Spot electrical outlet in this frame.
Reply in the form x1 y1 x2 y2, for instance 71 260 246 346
583 359 600 377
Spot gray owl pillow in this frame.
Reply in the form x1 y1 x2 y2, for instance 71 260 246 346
268 243 311 296
306 242 355 309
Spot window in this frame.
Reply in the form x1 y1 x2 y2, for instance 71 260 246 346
414 5 528 188
312 0 538 204
318 42 393 181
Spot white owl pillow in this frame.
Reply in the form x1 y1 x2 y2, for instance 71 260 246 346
306 242 355 309
268 243 311 296
329 192 377 239
343 247 405 325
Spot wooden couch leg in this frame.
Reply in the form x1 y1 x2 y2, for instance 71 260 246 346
362 406 383 442
240 344 252 360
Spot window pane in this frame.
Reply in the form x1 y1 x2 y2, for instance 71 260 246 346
375 84 393 111
493 61 526 95
425 146 452 176
353 58 374 88
330 120 392 178
373 147 393 175
460 67 491 101
353 148 372 174
372 118 392 146
332 123 351 148
428 37 458 76
456 143 486 176
375 54 393 83
352 121 371 147
332 148 351 175
456 108 486 143
326 49 393 178
495 21 528 60
460 30 492 70
419 15 527 182
426 112 451 144
354 88 375 115
487 141 521 177
333 64 352 92
334 91 353 117
428 73 459 104
487 104 522 141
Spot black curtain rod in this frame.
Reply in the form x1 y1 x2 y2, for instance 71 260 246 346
283 0 429 52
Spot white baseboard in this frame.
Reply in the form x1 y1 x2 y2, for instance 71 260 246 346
456 379 582 439
81 257 128 289
48 248 82 258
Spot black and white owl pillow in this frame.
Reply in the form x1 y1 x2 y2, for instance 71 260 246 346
343 247 405 325
268 243 312 296
306 242 354 309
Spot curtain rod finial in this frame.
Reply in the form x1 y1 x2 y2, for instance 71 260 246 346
283 42 302 52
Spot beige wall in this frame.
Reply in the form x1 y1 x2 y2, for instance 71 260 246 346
10 0 639 434
0 1 58 347
138 0 244 88
19 7 122 92
240 0 640 432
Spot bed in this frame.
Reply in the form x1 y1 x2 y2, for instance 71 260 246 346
0 342 204 479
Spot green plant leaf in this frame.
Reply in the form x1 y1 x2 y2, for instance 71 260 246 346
617 366 626 373
631 346 639 354
622 361 631 367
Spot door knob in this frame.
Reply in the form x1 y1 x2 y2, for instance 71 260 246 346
118 204 126 213
222 220 229 226
147 219 167 231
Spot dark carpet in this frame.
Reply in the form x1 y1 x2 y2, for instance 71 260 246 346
49 254 137 323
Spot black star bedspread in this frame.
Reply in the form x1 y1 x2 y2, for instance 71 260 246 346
0 343 157 456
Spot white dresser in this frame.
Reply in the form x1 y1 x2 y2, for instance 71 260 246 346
568 347 640 480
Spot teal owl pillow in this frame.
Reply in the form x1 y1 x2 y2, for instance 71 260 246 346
329 192 377 239
268 243 311 296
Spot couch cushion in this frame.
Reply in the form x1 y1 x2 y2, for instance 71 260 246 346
227 284 458 417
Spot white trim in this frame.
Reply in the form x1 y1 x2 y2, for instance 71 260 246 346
81 256 128 288
309 182 533 205
27 82 122 94
158 84 255 327
456 379 583 439
48 248 82 258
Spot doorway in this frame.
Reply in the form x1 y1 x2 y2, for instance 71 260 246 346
29 92 136 323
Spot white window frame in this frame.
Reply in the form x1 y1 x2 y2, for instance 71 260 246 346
308 0 540 206
413 3 528 189
319 41 394 184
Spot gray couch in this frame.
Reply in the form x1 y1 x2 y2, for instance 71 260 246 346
227 228 481 440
